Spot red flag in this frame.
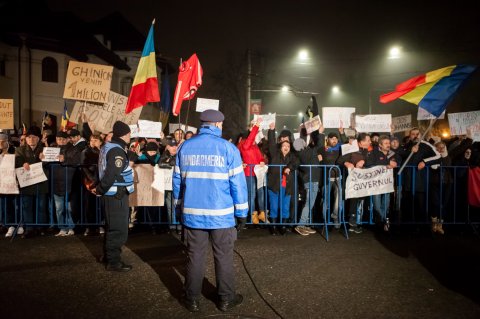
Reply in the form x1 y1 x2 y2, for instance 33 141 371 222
468 167 480 207
172 54 203 116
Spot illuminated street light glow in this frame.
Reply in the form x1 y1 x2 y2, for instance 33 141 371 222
281 85 289 92
298 112 303 117
332 85 340 94
298 49 309 60
388 46 402 59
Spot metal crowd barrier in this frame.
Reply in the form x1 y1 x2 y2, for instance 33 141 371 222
1 163 478 239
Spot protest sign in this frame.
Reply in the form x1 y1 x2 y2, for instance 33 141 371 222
341 140 359 156
169 123 197 134
255 130 264 144
448 110 480 136
0 154 19 194
15 162 48 188
392 114 412 133
70 91 141 133
42 147 61 162
417 107 445 120
293 132 300 140
322 107 355 128
63 61 113 103
130 124 139 138
138 120 162 138
467 124 480 142
343 128 356 138
196 98 219 112
355 114 392 133
129 164 164 207
304 115 322 134
253 113 276 130
254 165 268 189
0 99 14 129
345 166 394 199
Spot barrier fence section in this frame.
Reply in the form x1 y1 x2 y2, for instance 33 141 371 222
1 163 478 239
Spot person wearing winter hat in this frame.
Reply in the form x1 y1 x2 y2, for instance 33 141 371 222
94 120 134 272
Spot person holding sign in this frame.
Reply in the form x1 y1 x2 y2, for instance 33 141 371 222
94 121 134 272
1 133 17 237
14 127 48 237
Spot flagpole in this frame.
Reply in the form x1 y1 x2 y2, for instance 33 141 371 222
397 118 437 175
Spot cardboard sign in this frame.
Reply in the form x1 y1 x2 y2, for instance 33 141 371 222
0 154 19 194
345 166 394 199
15 162 48 188
341 140 359 156
253 113 276 130
304 115 322 134
392 114 412 133
0 99 14 129
322 107 355 128
448 110 480 136
355 114 392 133
417 107 445 120
137 120 162 138
63 61 113 103
42 147 61 162
168 123 197 134
129 164 164 207
70 91 141 133
196 98 219 112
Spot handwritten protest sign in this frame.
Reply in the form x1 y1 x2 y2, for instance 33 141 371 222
467 124 480 142
341 140 359 156
138 120 162 138
255 130 264 144
392 114 412 133
355 114 391 133
130 124 139 138
254 165 268 189
160 167 174 191
253 113 276 130
196 98 220 112
129 164 164 207
417 107 445 120
63 61 113 103
0 99 14 129
15 163 48 188
169 123 197 134
304 115 322 134
448 110 480 136
0 154 19 194
42 147 61 162
345 166 394 199
322 107 355 128
70 91 141 133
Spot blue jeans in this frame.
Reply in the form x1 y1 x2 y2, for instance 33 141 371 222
54 194 75 230
245 175 265 213
321 179 340 221
20 194 47 228
268 187 290 219
299 182 319 224
373 193 390 222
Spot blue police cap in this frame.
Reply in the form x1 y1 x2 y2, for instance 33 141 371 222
200 109 224 122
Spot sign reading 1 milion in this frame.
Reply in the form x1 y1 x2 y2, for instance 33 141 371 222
63 61 113 104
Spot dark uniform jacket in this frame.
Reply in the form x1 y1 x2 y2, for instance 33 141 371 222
96 137 129 196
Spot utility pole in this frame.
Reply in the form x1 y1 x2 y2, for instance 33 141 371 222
246 49 251 127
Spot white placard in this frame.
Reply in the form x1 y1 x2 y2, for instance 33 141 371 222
467 124 480 142
293 132 301 140
196 98 220 112
448 110 480 136
343 128 356 137
0 154 19 194
345 166 394 199
255 130 264 144
129 124 139 138
322 107 355 128
355 114 392 133
253 113 276 130
69 91 141 133
254 165 268 189
42 147 61 162
169 123 197 134
137 120 162 138
304 115 322 134
15 162 48 188
391 114 412 133
163 167 174 191
341 140 359 156
417 107 445 120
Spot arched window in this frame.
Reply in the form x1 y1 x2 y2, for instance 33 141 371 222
42 57 58 83
121 77 133 96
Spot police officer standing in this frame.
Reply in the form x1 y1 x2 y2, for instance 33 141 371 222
173 110 248 312
94 121 134 272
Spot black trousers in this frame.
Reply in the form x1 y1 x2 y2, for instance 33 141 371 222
184 227 237 301
103 194 129 265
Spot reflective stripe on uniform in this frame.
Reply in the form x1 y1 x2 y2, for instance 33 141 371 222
235 202 249 210
183 206 234 216
229 165 244 177
181 171 229 180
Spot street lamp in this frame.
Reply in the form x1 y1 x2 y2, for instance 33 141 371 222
281 85 290 92
332 85 340 94
388 46 402 59
298 49 309 60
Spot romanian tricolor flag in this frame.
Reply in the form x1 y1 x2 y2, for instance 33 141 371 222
380 65 477 117
60 102 75 131
125 20 160 114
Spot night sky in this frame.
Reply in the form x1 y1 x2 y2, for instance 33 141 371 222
47 0 480 132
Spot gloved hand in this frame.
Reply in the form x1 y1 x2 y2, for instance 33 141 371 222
236 217 247 232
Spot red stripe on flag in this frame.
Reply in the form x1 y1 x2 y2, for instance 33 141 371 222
380 74 426 103
125 77 159 114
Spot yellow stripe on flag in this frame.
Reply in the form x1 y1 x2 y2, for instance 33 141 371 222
132 52 157 87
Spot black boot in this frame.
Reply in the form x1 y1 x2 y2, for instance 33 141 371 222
269 218 278 235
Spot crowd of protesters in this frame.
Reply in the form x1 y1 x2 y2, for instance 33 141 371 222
1 115 480 239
